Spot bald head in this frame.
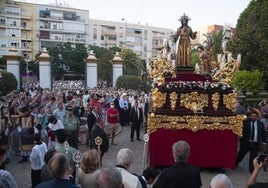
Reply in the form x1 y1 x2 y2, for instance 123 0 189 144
48 153 71 179
209 174 233 188
94 165 122 188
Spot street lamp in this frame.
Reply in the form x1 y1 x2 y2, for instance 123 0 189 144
121 18 127 48
22 22 29 83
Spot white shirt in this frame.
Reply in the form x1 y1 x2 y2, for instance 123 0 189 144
116 167 142 188
30 142 47 170
53 108 66 122
48 120 64 131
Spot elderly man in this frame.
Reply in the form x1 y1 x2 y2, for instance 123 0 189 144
116 148 142 188
153 140 202 188
209 174 233 188
93 165 123 188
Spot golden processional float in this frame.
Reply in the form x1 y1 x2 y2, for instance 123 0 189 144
143 43 245 169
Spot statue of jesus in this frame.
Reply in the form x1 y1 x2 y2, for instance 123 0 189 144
173 13 197 67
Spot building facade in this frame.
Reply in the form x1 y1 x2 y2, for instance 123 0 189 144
89 19 174 60
1 1 234 69
0 0 89 61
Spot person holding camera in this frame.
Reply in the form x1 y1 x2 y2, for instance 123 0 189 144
246 155 268 188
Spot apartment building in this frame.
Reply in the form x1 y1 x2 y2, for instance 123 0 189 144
193 24 234 46
0 0 89 60
89 19 174 60
0 1 233 65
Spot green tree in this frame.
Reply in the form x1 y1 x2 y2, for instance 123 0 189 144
47 43 87 76
227 0 268 72
211 30 225 60
116 75 140 90
0 57 6 70
88 45 121 84
97 49 113 83
120 48 143 75
0 71 18 95
231 70 264 94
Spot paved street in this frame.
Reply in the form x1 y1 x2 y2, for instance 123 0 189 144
5 125 268 188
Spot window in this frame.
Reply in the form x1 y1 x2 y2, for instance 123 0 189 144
40 10 50 18
63 12 76 21
108 35 116 41
0 18 5 24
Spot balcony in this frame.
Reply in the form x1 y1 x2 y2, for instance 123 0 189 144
39 14 85 22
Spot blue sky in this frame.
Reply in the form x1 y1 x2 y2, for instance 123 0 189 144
22 0 251 30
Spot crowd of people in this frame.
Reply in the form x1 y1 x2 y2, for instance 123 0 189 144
0 80 152 187
1 80 268 187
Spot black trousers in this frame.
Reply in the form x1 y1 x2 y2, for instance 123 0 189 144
31 169 41 188
237 141 259 173
130 121 141 140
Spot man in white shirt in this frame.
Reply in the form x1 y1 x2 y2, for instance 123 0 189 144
29 133 48 188
53 103 66 122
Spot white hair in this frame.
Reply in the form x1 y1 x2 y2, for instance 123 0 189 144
209 174 233 188
116 148 134 169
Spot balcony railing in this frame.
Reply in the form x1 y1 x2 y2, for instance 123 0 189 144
39 15 85 22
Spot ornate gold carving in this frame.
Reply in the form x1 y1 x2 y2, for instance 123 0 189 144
147 56 176 86
223 93 237 112
180 92 208 112
212 59 240 86
212 92 220 111
152 88 166 110
147 114 245 136
169 92 178 110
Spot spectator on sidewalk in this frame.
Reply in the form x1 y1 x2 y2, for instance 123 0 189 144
0 147 18 188
209 174 233 188
93 165 123 188
36 153 77 188
116 148 142 188
41 148 57 182
153 140 202 188
77 149 100 188
246 156 268 188
134 166 159 188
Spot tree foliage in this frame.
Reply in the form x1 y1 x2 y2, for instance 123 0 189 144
47 43 88 75
116 75 140 90
231 70 264 94
227 0 268 72
120 49 143 76
0 71 18 95
211 30 225 61
88 45 122 84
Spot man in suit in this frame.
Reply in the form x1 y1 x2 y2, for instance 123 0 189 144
153 140 202 188
86 106 99 147
36 153 77 188
129 101 143 142
237 108 267 173
90 117 109 165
